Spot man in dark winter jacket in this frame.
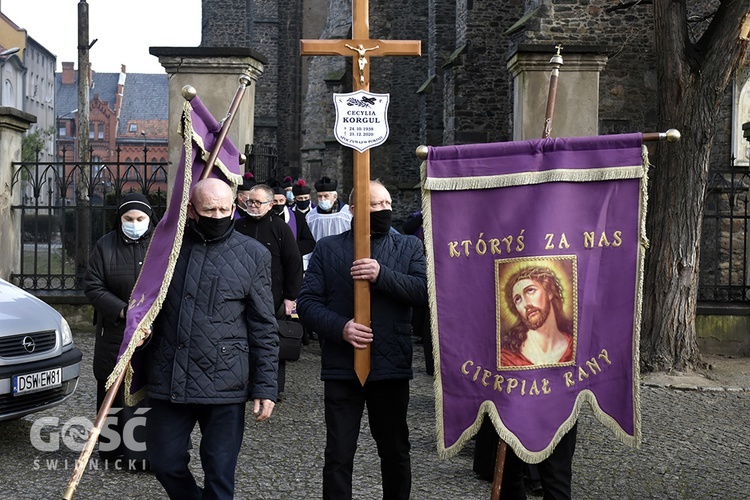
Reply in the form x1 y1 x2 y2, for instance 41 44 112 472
236 184 303 318
236 183 303 397
143 178 278 500
297 180 427 500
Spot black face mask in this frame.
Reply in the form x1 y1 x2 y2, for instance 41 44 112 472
370 209 392 235
272 204 285 215
192 214 233 240
296 200 310 211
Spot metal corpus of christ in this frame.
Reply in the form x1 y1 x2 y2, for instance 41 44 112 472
301 0 421 385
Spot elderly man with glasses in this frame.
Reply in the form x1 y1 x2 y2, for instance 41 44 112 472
235 183 303 399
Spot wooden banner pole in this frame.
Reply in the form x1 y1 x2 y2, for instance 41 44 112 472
201 73 253 180
490 440 508 500
62 368 126 500
542 45 564 139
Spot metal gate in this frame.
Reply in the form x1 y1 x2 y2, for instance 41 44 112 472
699 168 750 302
246 144 278 183
10 147 168 293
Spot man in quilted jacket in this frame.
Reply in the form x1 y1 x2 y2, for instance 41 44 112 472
297 180 428 500
143 178 279 499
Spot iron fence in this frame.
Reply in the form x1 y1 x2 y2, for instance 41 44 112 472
11 146 745 303
246 144 278 183
10 146 168 293
699 168 750 302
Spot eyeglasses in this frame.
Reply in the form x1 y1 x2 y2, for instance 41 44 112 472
244 199 272 207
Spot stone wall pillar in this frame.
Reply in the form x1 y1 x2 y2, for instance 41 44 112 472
150 47 266 194
0 107 36 280
507 48 608 140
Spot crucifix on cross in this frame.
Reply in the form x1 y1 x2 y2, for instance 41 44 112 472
301 0 421 385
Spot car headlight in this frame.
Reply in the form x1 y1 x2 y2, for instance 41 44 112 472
60 317 73 346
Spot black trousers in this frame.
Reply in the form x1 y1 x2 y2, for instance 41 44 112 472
146 399 246 500
323 379 411 500
473 418 577 500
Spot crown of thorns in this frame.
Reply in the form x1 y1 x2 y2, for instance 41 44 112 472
509 266 565 301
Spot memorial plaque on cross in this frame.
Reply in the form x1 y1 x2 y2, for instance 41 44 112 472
301 0 421 385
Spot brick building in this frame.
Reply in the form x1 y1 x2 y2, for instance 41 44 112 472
55 63 168 164
55 63 169 204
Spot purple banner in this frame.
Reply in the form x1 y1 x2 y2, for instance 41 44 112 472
106 95 242 403
425 134 645 462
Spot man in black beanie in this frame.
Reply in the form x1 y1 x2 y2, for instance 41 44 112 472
292 179 314 216
272 186 316 262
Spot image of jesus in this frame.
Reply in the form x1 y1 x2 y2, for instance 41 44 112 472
501 265 574 367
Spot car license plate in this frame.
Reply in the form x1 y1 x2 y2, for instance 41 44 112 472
13 367 62 396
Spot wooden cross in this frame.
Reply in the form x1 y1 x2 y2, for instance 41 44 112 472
301 0 421 385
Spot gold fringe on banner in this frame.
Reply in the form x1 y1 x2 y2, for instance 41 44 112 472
424 165 644 192
191 132 243 191
106 99 196 406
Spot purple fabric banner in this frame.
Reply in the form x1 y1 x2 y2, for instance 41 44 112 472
425 134 646 463
106 95 242 403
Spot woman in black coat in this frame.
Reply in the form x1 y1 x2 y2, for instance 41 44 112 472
84 193 154 465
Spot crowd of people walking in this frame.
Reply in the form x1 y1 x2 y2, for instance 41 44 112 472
84 174 569 500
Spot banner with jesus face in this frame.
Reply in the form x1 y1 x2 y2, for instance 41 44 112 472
423 133 647 463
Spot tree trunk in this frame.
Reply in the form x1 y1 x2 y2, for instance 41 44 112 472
642 1 750 371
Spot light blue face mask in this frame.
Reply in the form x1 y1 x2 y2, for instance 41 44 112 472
286 191 294 202
318 199 333 211
122 218 150 240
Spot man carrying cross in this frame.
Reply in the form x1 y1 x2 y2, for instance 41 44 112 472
297 180 427 499
300 3 422 497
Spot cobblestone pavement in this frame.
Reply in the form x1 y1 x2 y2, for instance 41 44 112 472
1 330 748 499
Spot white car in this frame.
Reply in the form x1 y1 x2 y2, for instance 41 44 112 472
0 278 82 421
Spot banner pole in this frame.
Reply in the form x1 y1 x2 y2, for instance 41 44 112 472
416 128 680 159
200 73 253 180
62 367 126 500
643 129 681 142
542 45 564 139
490 440 508 500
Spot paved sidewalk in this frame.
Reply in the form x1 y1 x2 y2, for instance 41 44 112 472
1 332 748 499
